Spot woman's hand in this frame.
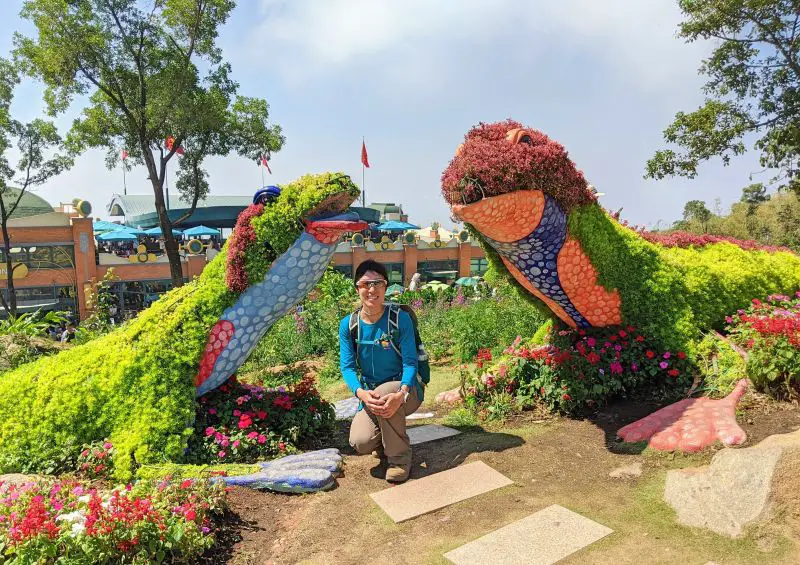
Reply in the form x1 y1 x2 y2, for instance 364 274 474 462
376 390 405 419
357 388 387 414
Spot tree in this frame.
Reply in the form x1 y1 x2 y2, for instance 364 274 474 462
682 199 712 232
646 1 800 194
0 58 72 317
15 0 284 287
741 182 770 204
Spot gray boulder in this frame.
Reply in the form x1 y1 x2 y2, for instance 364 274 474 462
664 429 800 537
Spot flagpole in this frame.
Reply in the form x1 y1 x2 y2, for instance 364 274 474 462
261 162 265 187
123 166 127 196
361 137 366 208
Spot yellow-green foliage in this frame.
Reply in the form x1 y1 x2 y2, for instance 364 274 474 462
0 253 232 480
695 333 747 396
135 462 260 481
568 205 800 354
0 173 359 480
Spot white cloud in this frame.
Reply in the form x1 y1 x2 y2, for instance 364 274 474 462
250 0 709 92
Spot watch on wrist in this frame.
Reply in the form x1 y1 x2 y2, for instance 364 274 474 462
399 386 409 403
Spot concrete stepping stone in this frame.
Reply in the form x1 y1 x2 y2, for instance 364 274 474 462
444 504 613 565
408 424 461 445
406 411 435 420
370 461 512 522
334 397 360 420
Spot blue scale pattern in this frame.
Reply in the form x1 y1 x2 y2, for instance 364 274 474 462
484 195 590 328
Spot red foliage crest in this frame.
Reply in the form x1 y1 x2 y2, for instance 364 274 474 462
441 120 595 213
225 203 264 293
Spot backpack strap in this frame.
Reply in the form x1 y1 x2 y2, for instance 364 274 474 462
386 303 402 357
348 307 361 363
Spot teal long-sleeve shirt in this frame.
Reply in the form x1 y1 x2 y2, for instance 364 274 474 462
338 307 422 400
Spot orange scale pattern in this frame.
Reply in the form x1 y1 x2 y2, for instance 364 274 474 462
557 237 622 326
454 191 545 243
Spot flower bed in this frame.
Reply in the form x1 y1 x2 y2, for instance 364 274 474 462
463 324 694 417
726 292 800 399
186 374 335 463
0 476 226 563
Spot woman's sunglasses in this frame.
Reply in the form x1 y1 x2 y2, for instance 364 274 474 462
356 280 387 290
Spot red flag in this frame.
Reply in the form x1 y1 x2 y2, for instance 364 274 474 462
361 140 370 168
121 149 128 161
165 136 185 156
260 153 272 174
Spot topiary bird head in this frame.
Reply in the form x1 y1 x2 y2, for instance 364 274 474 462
441 119 597 241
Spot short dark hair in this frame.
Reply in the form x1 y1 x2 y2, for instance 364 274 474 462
354 259 388 284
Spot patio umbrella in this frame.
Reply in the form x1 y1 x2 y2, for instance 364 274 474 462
96 230 138 242
421 281 450 291
386 283 405 296
375 220 421 232
183 225 221 237
144 226 183 236
93 220 126 233
117 226 147 236
455 276 480 287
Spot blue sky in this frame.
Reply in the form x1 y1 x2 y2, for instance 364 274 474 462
0 0 770 229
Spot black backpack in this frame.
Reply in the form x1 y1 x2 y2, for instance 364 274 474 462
348 303 431 386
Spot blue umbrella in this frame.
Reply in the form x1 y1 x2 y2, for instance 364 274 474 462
183 225 221 237
93 220 126 233
375 220 421 231
144 226 183 236
96 230 138 242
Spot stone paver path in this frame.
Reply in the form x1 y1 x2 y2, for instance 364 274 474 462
443 504 613 565
408 424 461 445
369 461 512 523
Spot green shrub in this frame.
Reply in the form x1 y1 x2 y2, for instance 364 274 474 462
695 332 747 397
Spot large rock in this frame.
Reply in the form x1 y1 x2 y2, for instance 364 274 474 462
664 429 800 537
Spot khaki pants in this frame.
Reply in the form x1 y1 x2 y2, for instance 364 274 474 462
349 381 422 466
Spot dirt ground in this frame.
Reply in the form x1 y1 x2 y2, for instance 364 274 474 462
207 384 800 565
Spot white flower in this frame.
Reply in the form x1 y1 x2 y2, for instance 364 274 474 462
70 522 86 537
57 511 85 524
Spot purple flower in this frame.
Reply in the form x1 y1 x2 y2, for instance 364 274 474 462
631 363 639 372
659 361 668 369
614 345 622 352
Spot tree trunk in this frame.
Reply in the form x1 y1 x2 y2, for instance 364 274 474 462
143 149 184 288
0 215 18 317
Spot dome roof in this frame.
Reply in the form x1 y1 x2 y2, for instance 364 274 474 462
1 188 54 219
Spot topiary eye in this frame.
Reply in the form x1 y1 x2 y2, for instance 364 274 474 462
519 134 533 145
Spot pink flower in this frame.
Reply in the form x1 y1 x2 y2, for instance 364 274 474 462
659 361 669 369
587 337 596 347
257 435 267 444
208 408 217 415
663 352 671 359
205 427 215 437
247 432 259 440
103 442 113 450
233 410 241 416
238 414 253 429
232 440 240 448
218 451 226 458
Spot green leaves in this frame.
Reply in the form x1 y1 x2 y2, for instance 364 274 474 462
648 0 800 194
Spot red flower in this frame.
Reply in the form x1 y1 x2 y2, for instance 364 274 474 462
668 369 680 377
562 394 572 401
677 351 687 360
237 414 253 429
635 335 645 342
618 330 627 338
645 350 655 359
